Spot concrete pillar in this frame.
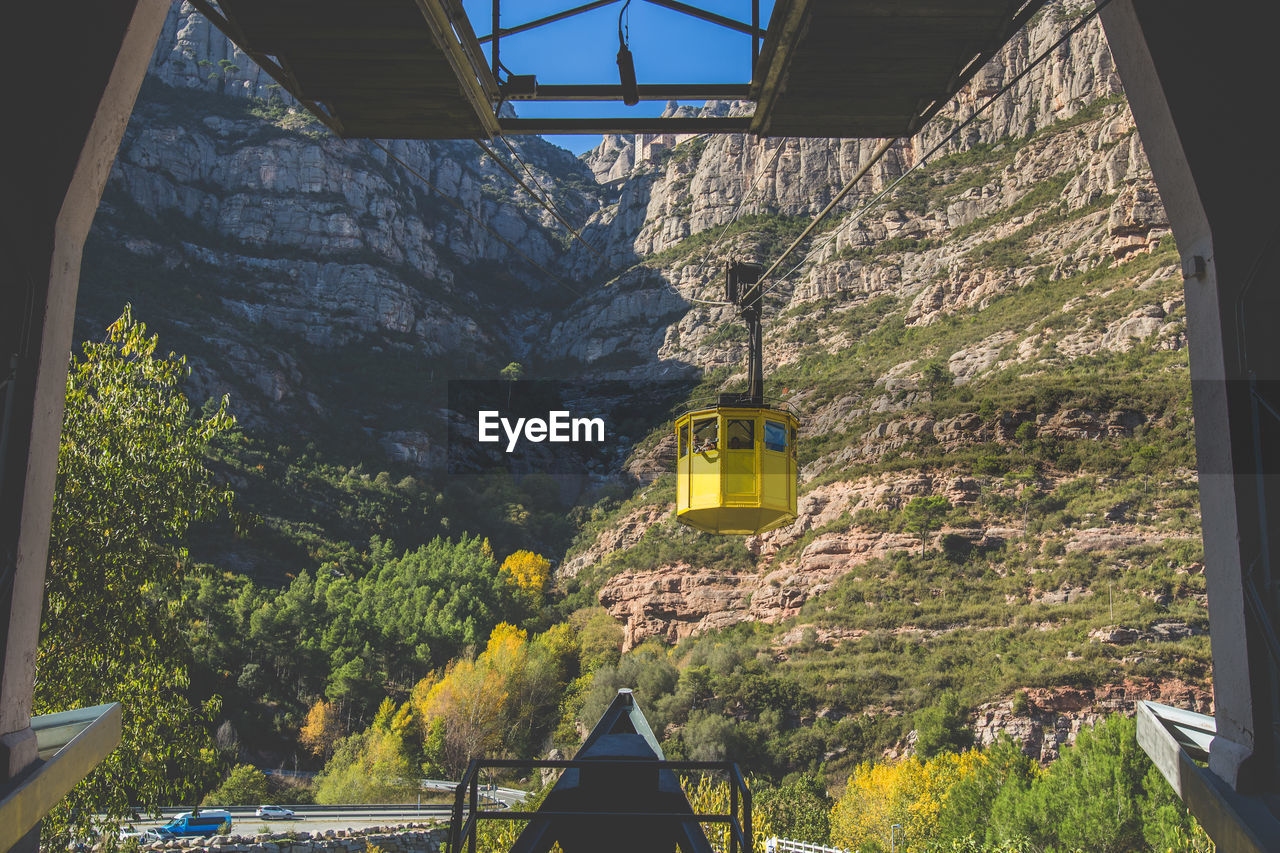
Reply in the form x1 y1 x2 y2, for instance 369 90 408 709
1102 0 1280 798
0 1 169 850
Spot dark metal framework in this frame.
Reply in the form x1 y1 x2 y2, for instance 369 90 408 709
0 356 18 596
1245 375 1280 772
449 689 750 853
449 758 753 853
726 261 765 405
176 0 1060 140
483 0 763 97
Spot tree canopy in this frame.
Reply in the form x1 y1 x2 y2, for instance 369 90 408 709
37 307 232 845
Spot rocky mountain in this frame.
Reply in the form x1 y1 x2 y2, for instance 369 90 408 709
84 3 606 445
545 4 1202 756
81 0 1206 761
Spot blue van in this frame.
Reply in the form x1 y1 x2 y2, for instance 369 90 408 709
157 810 231 838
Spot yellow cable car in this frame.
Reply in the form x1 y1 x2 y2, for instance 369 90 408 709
675 261 800 535
675 402 799 534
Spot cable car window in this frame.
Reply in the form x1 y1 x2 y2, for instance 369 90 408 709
791 425 798 455
764 420 787 453
726 419 755 450
693 418 718 452
679 423 689 458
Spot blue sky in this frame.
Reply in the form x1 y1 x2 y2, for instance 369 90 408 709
459 1 776 155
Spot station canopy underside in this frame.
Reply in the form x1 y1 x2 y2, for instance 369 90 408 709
191 0 1048 140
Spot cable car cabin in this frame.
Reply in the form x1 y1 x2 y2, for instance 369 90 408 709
675 401 799 535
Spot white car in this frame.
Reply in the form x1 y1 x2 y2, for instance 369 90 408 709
255 805 295 820
118 829 162 843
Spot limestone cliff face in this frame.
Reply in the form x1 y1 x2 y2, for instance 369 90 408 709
91 4 1184 600
542 7 1152 385
555 6 1194 676
89 2 1156 439
148 5 276 97
86 2 604 442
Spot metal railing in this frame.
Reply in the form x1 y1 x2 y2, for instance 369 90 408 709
449 758 752 853
765 838 851 853
680 394 798 416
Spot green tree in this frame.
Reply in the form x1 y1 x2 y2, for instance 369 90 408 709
572 607 623 672
934 736 1037 848
753 773 832 845
357 534 511 673
203 764 270 807
36 307 233 845
1013 421 1037 447
914 691 972 759
1139 763 1215 852
903 495 952 556
314 702 418 804
999 714 1146 852
920 359 954 395
579 642 679 729
499 361 524 407
1004 468 1039 529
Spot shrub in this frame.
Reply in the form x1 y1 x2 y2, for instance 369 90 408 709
203 764 270 807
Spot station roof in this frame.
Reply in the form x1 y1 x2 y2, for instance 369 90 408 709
190 0 1048 140
751 0 1046 138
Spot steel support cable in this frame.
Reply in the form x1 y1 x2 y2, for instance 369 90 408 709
713 136 790 244
650 133 788 308
495 134 605 259
475 138 600 260
601 131 735 308
480 137 606 261
672 138 793 307
756 0 1117 301
755 136 897 286
367 139 584 297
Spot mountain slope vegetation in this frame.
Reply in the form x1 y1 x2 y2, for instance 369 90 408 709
61 2 1211 848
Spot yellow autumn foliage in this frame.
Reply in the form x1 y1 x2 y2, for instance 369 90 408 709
501 549 552 594
410 623 532 774
830 750 985 853
684 774 775 853
299 698 343 758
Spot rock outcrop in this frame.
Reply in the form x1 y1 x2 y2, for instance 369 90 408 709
972 679 1212 763
87 3 605 436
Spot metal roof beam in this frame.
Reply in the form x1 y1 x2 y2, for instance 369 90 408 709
0 704 122 852
498 116 751 134
413 0 501 137
515 83 750 101
748 0 811 136
478 0 619 43
640 0 766 37
478 0 764 43
187 0 346 135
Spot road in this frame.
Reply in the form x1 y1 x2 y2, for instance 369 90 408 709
130 787 529 836
124 805 450 836
419 780 527 808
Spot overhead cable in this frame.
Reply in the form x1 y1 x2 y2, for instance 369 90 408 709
497 134 601 256
712 136 791 246
757 0 1117 300
367 139 584 297
476 138 605 261
756 137 897 285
